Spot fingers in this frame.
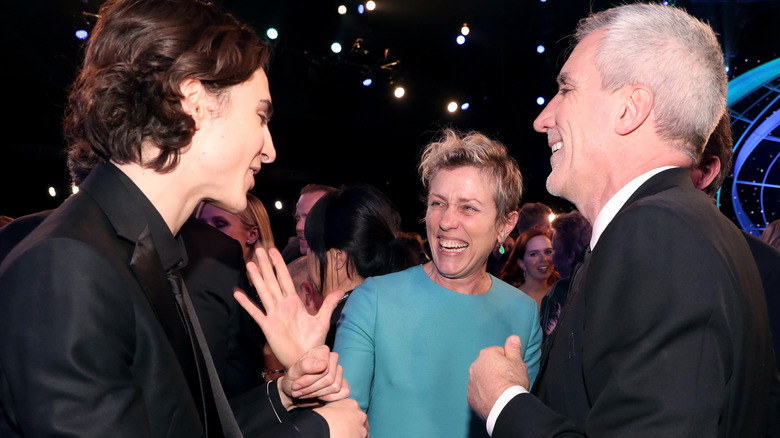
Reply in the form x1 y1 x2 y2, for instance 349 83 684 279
267 248 297 298
234 289 266 327
290 352 344 399
503 335 524 361
316 288 345 324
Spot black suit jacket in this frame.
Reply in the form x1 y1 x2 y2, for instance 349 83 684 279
494 168 777 437
0 164 325 437
179 217 267 399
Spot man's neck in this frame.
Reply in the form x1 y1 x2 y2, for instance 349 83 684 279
113 161 196 235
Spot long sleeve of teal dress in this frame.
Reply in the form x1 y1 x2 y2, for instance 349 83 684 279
334 265 542 438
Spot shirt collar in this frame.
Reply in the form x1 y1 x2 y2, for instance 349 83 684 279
104 163 188 271
590 166 677 249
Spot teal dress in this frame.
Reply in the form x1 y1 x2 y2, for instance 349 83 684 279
334 265 542 438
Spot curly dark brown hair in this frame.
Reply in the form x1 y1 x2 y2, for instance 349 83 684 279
64 0 271 184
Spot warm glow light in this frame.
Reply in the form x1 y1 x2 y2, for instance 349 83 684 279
447 101 458 112
72 185 79 195
394 86 405 98
548 213 556 224
365 1 376 11
48 187 57 197
337 5 347 14
274 200 283 210
461 23 470 36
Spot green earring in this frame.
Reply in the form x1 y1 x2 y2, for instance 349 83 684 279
498 235 506 255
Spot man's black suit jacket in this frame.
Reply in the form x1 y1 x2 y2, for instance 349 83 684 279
493 168 776 437
0 164 326 437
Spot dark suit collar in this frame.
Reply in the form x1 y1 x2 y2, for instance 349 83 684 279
621 167 693 212
79 162 187 270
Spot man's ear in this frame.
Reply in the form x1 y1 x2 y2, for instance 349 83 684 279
179 78 206 128
691 155 722 191
616 85 653 135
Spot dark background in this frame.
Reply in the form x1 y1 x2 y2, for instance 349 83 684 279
2 0 779 244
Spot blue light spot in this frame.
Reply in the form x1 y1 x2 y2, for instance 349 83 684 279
536 97 546 105
75 29 88 40
461 102 470 110
536 45 545 54
357 4 365 14
456 35 466 45
362 78 373 86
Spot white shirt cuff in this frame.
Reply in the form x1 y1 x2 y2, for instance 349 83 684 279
486 386 527 436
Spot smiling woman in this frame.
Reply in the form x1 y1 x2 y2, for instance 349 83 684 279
333 128 543 438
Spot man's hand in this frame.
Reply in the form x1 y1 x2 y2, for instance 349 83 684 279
314 399 369 438
234 247 344 367
467 335 529 420
276 345 351 409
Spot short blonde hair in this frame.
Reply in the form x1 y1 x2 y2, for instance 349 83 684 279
418 128 523 223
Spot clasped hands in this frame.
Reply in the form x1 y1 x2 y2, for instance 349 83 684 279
467 335 530 421
235 248 368 437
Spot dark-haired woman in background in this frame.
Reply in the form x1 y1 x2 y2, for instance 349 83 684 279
304 183 424 348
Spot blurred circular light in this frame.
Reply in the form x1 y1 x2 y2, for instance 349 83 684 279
331 42 342 53
366 1 376 11
536 96 546 105
274 200 283 210
461 102 470 110
48 187 57 197
357 4 365 14
461 24 470 36
362 78 373 86
456 35 466 45
447 101 458 112
337 5 347 14
536 44 545 54
266 28 278 40
394 86 405 98
75 29 88 40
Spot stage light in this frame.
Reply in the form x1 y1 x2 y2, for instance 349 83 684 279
48 187 56 197
338 5 347 14
537 96 546 105
266 28 278 40
75 29 88 40
536 44 545 54
331 42 342 53
72 185 79 195
357 4 365 14
394 86 405 98
366 1 376 11
456 35 466 45
461 23 470 36
548 213 556 223
447 101 458 112
274 200 283 210
461 102 470 110
362 78 373 86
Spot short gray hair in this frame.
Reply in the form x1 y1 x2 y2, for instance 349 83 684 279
418 128 523 224
576 3 727 164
